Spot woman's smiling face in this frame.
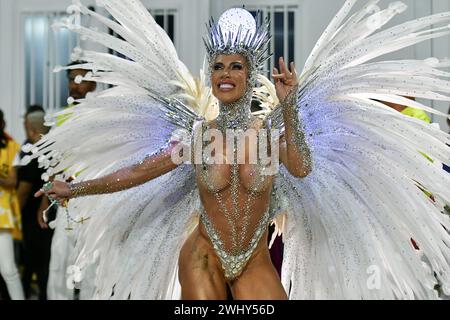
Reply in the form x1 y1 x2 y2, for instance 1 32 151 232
211 54 249 104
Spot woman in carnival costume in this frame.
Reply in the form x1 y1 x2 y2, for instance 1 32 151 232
31 0 450 299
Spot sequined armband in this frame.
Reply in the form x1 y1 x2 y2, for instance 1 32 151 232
281 85 313 172
280 85 299 115
69 182 89 198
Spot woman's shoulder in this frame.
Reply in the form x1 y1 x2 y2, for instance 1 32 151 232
4 134 20 150
7 136 18 145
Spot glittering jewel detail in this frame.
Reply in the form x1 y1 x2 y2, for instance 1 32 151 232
281 86 313 172
198 99 274 279
201 207 271 280
216 87 253 132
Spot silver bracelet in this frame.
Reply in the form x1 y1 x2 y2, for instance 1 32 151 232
68 182 86 198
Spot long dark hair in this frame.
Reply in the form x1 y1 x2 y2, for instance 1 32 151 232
0 109 8 149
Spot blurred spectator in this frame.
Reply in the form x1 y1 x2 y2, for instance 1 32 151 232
381 97 431 123
66 61 97 101
56 61 97 127
1 105 46 300
17 109 53 300
19 105 44 152
0 109 24 300
383 99 449 174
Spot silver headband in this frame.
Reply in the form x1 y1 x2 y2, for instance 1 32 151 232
203 8 271 82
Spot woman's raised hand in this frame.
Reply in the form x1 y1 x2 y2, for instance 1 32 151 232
272 56 299 103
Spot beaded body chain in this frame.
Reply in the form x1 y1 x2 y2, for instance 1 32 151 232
197 89 275 280
60 86 311 279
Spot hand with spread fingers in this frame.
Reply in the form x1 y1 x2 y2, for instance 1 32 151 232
35 180 71 205
272 56 299 103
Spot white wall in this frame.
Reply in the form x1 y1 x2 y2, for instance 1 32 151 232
1 0 449 143
0 0 17 137
141 0 209 74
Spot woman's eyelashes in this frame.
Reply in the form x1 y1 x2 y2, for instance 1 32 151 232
213 62 244 71
213 63 223 71
231 62 243 70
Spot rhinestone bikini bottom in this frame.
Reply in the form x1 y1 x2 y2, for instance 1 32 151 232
200 208 271 281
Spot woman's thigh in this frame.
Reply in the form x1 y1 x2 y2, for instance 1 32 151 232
178 227 227 300
231 247 288 300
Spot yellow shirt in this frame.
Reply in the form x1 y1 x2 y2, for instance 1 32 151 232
401 107 431 123
401 107 433 163
56 104 73 126
0 139 21 238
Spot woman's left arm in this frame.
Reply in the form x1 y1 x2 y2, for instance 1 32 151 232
273 57 312 177
0 167 17 188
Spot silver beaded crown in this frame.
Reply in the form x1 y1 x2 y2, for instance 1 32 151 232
203 8 271 77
